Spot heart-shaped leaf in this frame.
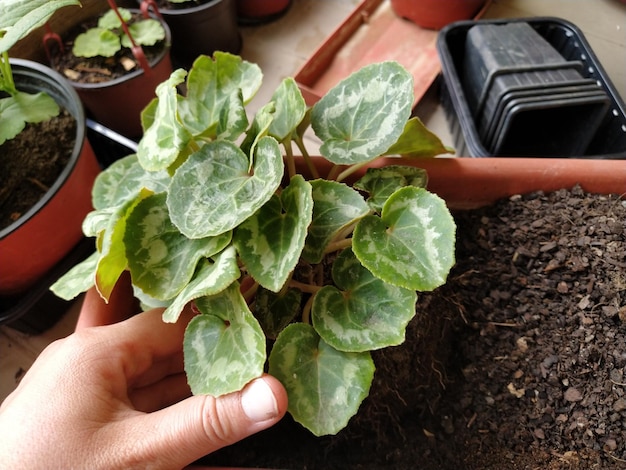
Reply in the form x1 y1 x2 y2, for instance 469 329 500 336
269 323 375 436
354 165 428 212
385 117 455 157
122 19 165 48
353 187 456 291
162 246 240 323
168 138 283 238
125 193 232 300
268 77 306 142
234 175 313 292
301 180 370 264
311 61 413 165
0 92 59 145
184 282 266 396
73 27 120 58
50 250 99 300
312 248 417 352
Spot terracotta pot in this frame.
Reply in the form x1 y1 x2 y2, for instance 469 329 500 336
63 10 173 139
0 60 100 297
389 0 488 30
143 0 242 69
75 155 626 329
236 0 291 24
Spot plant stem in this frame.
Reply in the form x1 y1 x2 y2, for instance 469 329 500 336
289 280 322 295
0 52 17 95
324 238 352 255
301 294 315 325
294 134 319 179
336 160 372 183
284 138 296 179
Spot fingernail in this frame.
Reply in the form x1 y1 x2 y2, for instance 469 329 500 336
241 378 279 423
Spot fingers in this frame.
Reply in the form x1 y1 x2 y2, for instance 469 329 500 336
115 375 288 469
130 372 191 412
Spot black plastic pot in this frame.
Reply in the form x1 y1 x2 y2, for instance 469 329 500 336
143 0 242 69
437 17 626 159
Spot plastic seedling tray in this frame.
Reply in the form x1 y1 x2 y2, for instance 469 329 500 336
489 90 610 156
437 17 626 158
479 79 600 142
463 22 571 113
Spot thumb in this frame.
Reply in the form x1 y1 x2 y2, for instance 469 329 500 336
122 375 288 469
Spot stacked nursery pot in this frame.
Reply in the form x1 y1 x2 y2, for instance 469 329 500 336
437 17 626 159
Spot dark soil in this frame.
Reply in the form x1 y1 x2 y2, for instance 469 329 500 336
202 185 626 469
49 12 167 84
0 111 76 231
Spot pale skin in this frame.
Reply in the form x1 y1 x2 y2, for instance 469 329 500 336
0 290 288 469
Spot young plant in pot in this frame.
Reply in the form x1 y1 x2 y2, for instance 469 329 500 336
138 0 241 69
49 1 172 138
52 52 456 437
0 0 100 323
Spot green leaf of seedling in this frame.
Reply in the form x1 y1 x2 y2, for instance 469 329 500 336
0 92 59 145
97 7 132 29
254 286 302 340
311 61 413 165
50 250 99 300
268 77 307 142
353 187 456 292
301 180 370 264
121 19 165 48
168 138 283 238
73 28 121 58
162 246 240 323
386 117 455 157
125 193 232 301
137 69 191 172
234 175 313 292
312 248 417 352
0 0 80 53
95 191 152 301
92 154 170 210
184 282 266 396
269 323 375 436
354 165 428 212
178 53 262 136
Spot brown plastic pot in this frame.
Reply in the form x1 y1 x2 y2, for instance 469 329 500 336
236 0 291 24
75 155 626 330
389 0 489 30
0 60 101 297
66 10 173 139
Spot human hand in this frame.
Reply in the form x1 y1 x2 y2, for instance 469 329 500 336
0 307 287 469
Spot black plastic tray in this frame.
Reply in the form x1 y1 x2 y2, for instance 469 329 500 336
0 121 136 334
437 17 626 159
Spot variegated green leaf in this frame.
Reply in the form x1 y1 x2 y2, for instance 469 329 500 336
254 286 302 339
310 61 413 165
353 165 428 212
386 117 455 157
168 138 283 238
234 175 313 292
269 323 375 436
301 180 370 264
240 101 275 163
178 53 262 136
268 77 306 141
137 69 191 171
162 246 240 323
92 154 170 210
312 248 416 352
353 187 456 291
184 282 266 396
216 89 248 141
95 191 151 300
125 193 232 301
50 251 99 300
83 208 117 237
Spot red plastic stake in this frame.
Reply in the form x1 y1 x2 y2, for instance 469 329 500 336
42 23 63 64
107 0 152 76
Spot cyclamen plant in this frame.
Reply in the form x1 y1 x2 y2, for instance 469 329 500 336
52 52 457 436
0 0 80 145
71 7 165 58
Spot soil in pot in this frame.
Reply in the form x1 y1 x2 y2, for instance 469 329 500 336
0 110 75 230
200 185 626 469
49 12 167 84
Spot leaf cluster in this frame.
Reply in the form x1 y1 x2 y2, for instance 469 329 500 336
52 53 456 436
0 0 81 145
72 7 165 58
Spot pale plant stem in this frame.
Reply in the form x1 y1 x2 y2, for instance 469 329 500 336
294 135 319 179
301 295 315 325
336 160 372 183
324 238 352 255
284 139 296 179
289 280 322 295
